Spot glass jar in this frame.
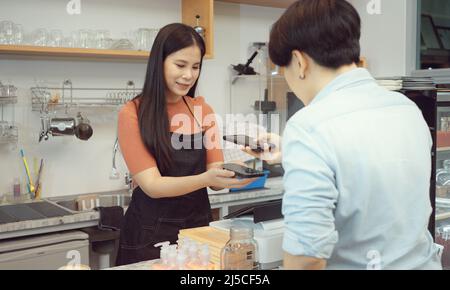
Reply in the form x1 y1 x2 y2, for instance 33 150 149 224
436 160 450 198
220 227 259 270
436 226 450 269
441 117 449 132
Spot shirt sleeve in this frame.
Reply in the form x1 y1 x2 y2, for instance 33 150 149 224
117 103 157 175
200 98 224 165
281 122 339 259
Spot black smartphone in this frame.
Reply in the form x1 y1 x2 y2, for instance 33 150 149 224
223 135 275 153
222 163 266 179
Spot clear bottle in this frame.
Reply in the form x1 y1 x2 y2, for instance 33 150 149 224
151 241 171 270
441 117 449 132
175 251 188 270
436 226 450 269
437 160 450 185
198 244 216 270
220 227 259 270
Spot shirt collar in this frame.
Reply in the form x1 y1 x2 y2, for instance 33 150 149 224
310 68 375 105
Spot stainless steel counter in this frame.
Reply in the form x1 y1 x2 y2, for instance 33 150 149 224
0 178 284 240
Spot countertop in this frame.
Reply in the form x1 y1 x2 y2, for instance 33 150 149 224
105 260 158 270
0 177 284 240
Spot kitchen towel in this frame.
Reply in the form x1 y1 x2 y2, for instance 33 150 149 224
95 206 124 231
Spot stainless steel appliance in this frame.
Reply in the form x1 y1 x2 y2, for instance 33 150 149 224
0 230 89 270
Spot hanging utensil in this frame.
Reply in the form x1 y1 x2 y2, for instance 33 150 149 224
194 15 206 39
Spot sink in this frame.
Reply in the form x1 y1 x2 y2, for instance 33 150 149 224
53 193 131 212
0 200 73 225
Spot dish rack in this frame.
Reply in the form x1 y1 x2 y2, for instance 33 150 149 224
0 82 18 144
31 79 141 112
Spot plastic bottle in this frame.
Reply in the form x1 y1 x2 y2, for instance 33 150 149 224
178 238 191 257
151 241 170 270
176 251 188 270
199 244 215 270
220 227 259 270
188 242 199 263
186 242 200 269
186 243 215 270
167 245 178 269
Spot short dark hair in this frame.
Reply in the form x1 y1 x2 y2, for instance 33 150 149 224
269 0 361 69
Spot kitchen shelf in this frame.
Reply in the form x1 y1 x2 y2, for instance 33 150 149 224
0 134 18 144
438 147 450 152
0 45 150 62
0 0 293 62
0 45 212 62
216 0 295 8
0 0 215 62
0 96 17 105
31 82 141 112
0 0 295 62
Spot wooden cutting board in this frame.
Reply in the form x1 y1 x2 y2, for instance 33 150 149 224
178 226 229 249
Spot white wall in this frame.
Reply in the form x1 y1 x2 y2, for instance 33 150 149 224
239 4 284 62
349 0 413 77
0 0 283 197
198 2 241 117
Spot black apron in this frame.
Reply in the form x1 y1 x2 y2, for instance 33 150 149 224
116 98 211 266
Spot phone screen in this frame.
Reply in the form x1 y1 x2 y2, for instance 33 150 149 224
223 135 269 152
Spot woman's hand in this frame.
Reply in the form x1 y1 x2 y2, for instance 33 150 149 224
242 133 282 165
201 168 256 189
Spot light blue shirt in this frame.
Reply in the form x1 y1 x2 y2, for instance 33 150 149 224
282 68 442 270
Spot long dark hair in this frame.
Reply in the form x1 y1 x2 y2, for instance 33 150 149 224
134 23 206 174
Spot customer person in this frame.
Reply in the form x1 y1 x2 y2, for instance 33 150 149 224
116 23 251 265
246 0 442 270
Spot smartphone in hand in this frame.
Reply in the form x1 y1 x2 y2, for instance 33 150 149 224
222 163 266 178
223 135 275 153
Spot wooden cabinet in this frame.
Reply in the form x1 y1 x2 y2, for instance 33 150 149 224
0 0 291 62
183 0 214 59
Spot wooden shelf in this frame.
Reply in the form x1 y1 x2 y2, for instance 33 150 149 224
216 0 295 8
0 45 151 62
183 0 214 59
0 45 212 62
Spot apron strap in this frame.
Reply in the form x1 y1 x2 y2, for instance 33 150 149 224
182 96 203 130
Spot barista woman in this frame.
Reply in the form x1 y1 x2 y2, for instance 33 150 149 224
116 23 251 265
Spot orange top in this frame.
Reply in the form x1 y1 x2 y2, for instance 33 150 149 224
118 96 223 175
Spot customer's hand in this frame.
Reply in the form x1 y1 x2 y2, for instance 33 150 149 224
202 168 256 189
241 133 282 165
